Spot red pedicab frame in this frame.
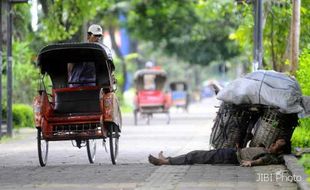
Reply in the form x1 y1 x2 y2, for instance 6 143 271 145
133 69 171 125
33 43 122 166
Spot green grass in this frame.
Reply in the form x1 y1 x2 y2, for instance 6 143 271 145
299 154 310 182
0 133 23 144
292 118 310 148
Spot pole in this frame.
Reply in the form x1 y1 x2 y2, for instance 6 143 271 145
253 0 257 71
5 0 28 137
6 0 12 137
257 0 263 70
253 0 263 71
0 0 3 137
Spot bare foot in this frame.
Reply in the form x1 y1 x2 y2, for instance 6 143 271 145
148 154 169 166
158 151 166 160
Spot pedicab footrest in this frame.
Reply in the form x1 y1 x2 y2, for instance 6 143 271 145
140 106 165 113
51 123 102 137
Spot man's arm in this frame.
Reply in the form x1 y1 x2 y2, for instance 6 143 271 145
240 158 264 167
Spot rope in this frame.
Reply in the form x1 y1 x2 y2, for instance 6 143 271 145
258 70 267 104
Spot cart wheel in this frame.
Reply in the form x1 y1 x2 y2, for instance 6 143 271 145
108 124 119 165
146 114 151 125
86 139 96 164
37 128 48 167
166 112 171 124
134 109 138 126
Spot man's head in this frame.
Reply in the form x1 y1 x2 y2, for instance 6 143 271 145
87 24 103 43
268 138 290 154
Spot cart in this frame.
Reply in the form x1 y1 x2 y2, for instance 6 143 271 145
133 69 171 125
33 42 122 167
169 81 190 111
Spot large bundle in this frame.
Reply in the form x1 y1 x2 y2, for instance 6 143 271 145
209 103 260 149
217 70 303 114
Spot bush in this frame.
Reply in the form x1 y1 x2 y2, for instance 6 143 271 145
2 104 34 129
292 118 310 148
299 154 310 182
12 104 34 129
293 49 310 149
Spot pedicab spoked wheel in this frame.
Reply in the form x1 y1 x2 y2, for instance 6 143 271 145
86 139 96 164
37 128 48 167
134 109 138 126
166 112 171 124
146 114 151 125
108 124 119 165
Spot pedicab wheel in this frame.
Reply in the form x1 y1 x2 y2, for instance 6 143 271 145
146 114 151 125
86 139 96 164
166 112 171 124
37 128 48 167
134 109 138 126
108 124 119 165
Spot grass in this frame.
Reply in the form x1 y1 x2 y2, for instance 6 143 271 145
0 133 23 144
292 118 310 183
299 154 310 182
291 119 310 148
0 128 34 143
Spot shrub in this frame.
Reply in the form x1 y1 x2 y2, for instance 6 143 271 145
292 118 310 148
293 49 310 149
12 104 34 129
299 154 310 182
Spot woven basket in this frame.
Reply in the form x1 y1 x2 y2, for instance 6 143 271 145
210 102 260 149
250 109 298 148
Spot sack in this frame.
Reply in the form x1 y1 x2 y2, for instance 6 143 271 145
217 70 303 114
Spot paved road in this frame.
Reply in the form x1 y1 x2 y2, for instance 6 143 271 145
0 97 298 189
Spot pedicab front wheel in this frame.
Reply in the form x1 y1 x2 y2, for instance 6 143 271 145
37 128 49 167
134 109 138 126
86 139 96 164
108 124 119 165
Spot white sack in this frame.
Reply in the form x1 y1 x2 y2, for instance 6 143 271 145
216 70 303 114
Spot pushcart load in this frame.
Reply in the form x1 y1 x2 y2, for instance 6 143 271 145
217 70 303 114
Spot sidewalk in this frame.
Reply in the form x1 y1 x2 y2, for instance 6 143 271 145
136 164 301 190
1 129 307 190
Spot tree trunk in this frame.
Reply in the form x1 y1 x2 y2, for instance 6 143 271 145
290 0 300 76
38 0 49 17
108 26 127 94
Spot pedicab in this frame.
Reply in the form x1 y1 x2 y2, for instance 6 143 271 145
33 42 122 167
133 69 171 125
169 81 190 111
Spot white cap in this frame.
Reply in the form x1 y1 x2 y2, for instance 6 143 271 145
88 24 103 35
145 61 154 68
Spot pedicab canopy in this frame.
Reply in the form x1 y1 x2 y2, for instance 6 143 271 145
134 69 167 91
169 81 188 91
37 42 114 88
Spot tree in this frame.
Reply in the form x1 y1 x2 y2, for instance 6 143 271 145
127 0 240 66
37 0 112 42
232 0 310 72
97 1 131 93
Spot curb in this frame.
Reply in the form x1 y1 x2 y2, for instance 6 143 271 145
284 155 310 190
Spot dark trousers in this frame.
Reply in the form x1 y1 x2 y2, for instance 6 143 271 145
168 148 239 165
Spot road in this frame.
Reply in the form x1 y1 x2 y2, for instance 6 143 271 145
0 97 298 190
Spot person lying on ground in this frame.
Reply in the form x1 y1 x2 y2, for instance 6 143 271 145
148 138 290 167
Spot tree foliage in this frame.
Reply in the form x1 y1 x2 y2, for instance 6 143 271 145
38 0 112 42
231 0 310 71
127 0 240 65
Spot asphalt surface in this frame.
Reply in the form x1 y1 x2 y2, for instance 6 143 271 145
0 97 300 190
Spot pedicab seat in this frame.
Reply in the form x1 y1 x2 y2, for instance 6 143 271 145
54 87 101 114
